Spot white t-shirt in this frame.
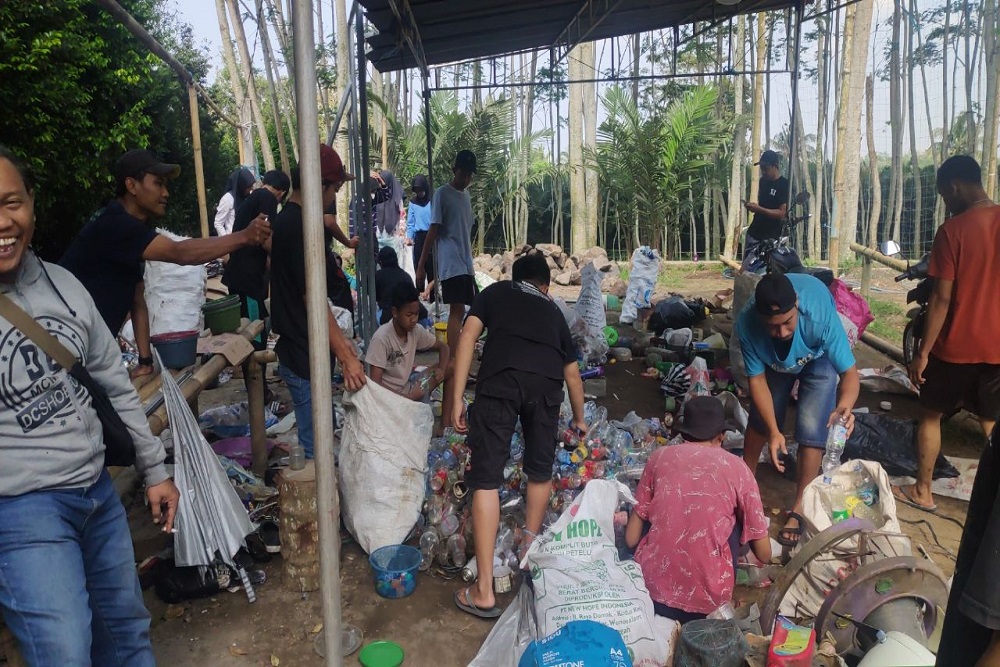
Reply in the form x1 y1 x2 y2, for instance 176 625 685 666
366 321 437 393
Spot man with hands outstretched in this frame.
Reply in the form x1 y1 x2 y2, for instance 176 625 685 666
737 273 859 547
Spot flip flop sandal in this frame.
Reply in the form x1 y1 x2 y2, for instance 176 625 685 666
454 586 502 619
776 511 806 548
892 486 938 513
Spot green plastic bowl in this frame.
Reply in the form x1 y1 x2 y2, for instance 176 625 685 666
358 641 404 667
202 295 241 334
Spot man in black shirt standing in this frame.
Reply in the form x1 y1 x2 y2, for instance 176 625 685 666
269 144 365 460
450 253 587 619
741 150 789 271
61 149 271 376
223 169 290 349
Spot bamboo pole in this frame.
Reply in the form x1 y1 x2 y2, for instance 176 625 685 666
291 0 342 662
848 241 909 271
188 83 210 238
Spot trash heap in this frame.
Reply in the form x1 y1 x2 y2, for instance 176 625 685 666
416 401 669 573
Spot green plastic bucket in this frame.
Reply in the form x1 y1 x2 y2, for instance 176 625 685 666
202 295 241 334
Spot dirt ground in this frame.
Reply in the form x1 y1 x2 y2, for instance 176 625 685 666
143 266 977 666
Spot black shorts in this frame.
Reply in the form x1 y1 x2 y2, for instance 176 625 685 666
466 370 563 490
936 430 1000 666
919 355 1000 419
440 274 477 307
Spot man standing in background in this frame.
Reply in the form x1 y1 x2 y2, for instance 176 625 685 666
741 150 789 271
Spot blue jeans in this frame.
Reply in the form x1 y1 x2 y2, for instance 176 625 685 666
0 471 153 666
279 363 341 460
748 356 839 448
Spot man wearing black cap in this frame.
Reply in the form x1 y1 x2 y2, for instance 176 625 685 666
625 396 771 622
415 149 478 429
737 272 859 545
61 149 272 376
741 150 789 271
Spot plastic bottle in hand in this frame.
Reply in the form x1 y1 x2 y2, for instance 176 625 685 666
821 415 850 483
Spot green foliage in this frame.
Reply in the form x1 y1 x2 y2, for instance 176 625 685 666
0 0 238 258
866 297 906 346
590 85 730 256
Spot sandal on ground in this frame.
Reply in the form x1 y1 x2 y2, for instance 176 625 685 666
454 586 502 619
892 485 938 513
776 511 806 548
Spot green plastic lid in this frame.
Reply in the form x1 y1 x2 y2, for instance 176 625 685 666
359 641 404 667
603 325 619 346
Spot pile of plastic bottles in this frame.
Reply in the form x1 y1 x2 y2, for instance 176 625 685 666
416 400 671 574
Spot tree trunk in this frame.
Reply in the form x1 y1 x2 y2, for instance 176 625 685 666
569 44 587 253
632 33 641 104
334 0 351 225
865 75 882 249
982 0 1000 197
724 15 747 260
582 41 600 250
942 4 951 160
215 0 254 167
829 0 874 269
907 6 923 259
256 0 290 174
226 0 275 171
964 0 977 153
812 17 828 260
749 13 767 218
888 0 904 245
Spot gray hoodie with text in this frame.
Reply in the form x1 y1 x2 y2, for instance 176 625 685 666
0 252 168 496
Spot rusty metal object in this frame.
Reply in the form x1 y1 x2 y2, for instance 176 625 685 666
815 556 949 654
760 518 877 634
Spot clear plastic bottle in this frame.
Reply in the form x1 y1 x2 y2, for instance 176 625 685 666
830 483 850 523
851 461 880 507
447 534 467 568
821 415 850 483
288 443 305 470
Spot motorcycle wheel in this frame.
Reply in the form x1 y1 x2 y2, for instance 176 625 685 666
903 321 917 366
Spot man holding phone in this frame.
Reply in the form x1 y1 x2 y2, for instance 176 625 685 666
741 150 789 271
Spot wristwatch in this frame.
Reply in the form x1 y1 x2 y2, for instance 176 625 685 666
138 355 154 367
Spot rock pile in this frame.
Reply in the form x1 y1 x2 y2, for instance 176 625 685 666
473 244 627 296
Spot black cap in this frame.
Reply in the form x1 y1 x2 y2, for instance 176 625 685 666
454 150 477 174
115 149 180 186
754 273 798 316
677 396 726 442
754 150 781 167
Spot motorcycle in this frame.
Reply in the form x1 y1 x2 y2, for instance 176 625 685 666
887 241 931 366
744 191 835 284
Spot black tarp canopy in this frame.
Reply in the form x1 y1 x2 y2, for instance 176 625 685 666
358 0 805 73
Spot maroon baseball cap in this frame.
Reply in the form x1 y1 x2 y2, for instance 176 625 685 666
319 144 354 183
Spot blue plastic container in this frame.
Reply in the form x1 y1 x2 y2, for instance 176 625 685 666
151 330 199 369
369 545 420 599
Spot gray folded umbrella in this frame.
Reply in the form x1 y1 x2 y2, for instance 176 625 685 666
159 352 257 602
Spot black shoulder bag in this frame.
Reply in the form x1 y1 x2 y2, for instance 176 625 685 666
0 292 137 467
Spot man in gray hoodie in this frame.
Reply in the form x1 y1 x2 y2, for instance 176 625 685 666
0 144 178 665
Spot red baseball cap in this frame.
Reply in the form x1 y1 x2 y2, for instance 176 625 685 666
319 144 354 183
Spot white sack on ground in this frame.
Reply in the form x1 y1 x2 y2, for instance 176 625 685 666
338 380 432 553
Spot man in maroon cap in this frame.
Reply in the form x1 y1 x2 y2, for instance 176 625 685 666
269 144 365 460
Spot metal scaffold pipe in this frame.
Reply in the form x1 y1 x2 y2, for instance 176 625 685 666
291 0 343 664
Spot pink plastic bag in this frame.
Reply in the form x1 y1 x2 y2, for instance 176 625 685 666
830 279 874 338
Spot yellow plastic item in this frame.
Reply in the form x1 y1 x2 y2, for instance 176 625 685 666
433 321 448 344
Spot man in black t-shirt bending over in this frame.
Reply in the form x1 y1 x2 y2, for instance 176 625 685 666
450 253 588 619
741 150 789 271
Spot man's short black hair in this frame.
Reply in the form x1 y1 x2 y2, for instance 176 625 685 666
262 170 290 192
378 246 399 268
937 155 982 189
391 282 420 310
512 252 551 286
0 145 34 193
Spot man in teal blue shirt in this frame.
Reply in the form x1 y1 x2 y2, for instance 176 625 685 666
738 273 860 546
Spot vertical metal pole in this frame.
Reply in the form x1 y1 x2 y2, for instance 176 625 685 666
356 4 377 344
187 83 210 238
290 0 342 664
787 0 804 209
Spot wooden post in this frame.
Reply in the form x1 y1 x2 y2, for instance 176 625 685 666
861 255 872 299
188 83 210 239
278 462 321 592
246 356 267 476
